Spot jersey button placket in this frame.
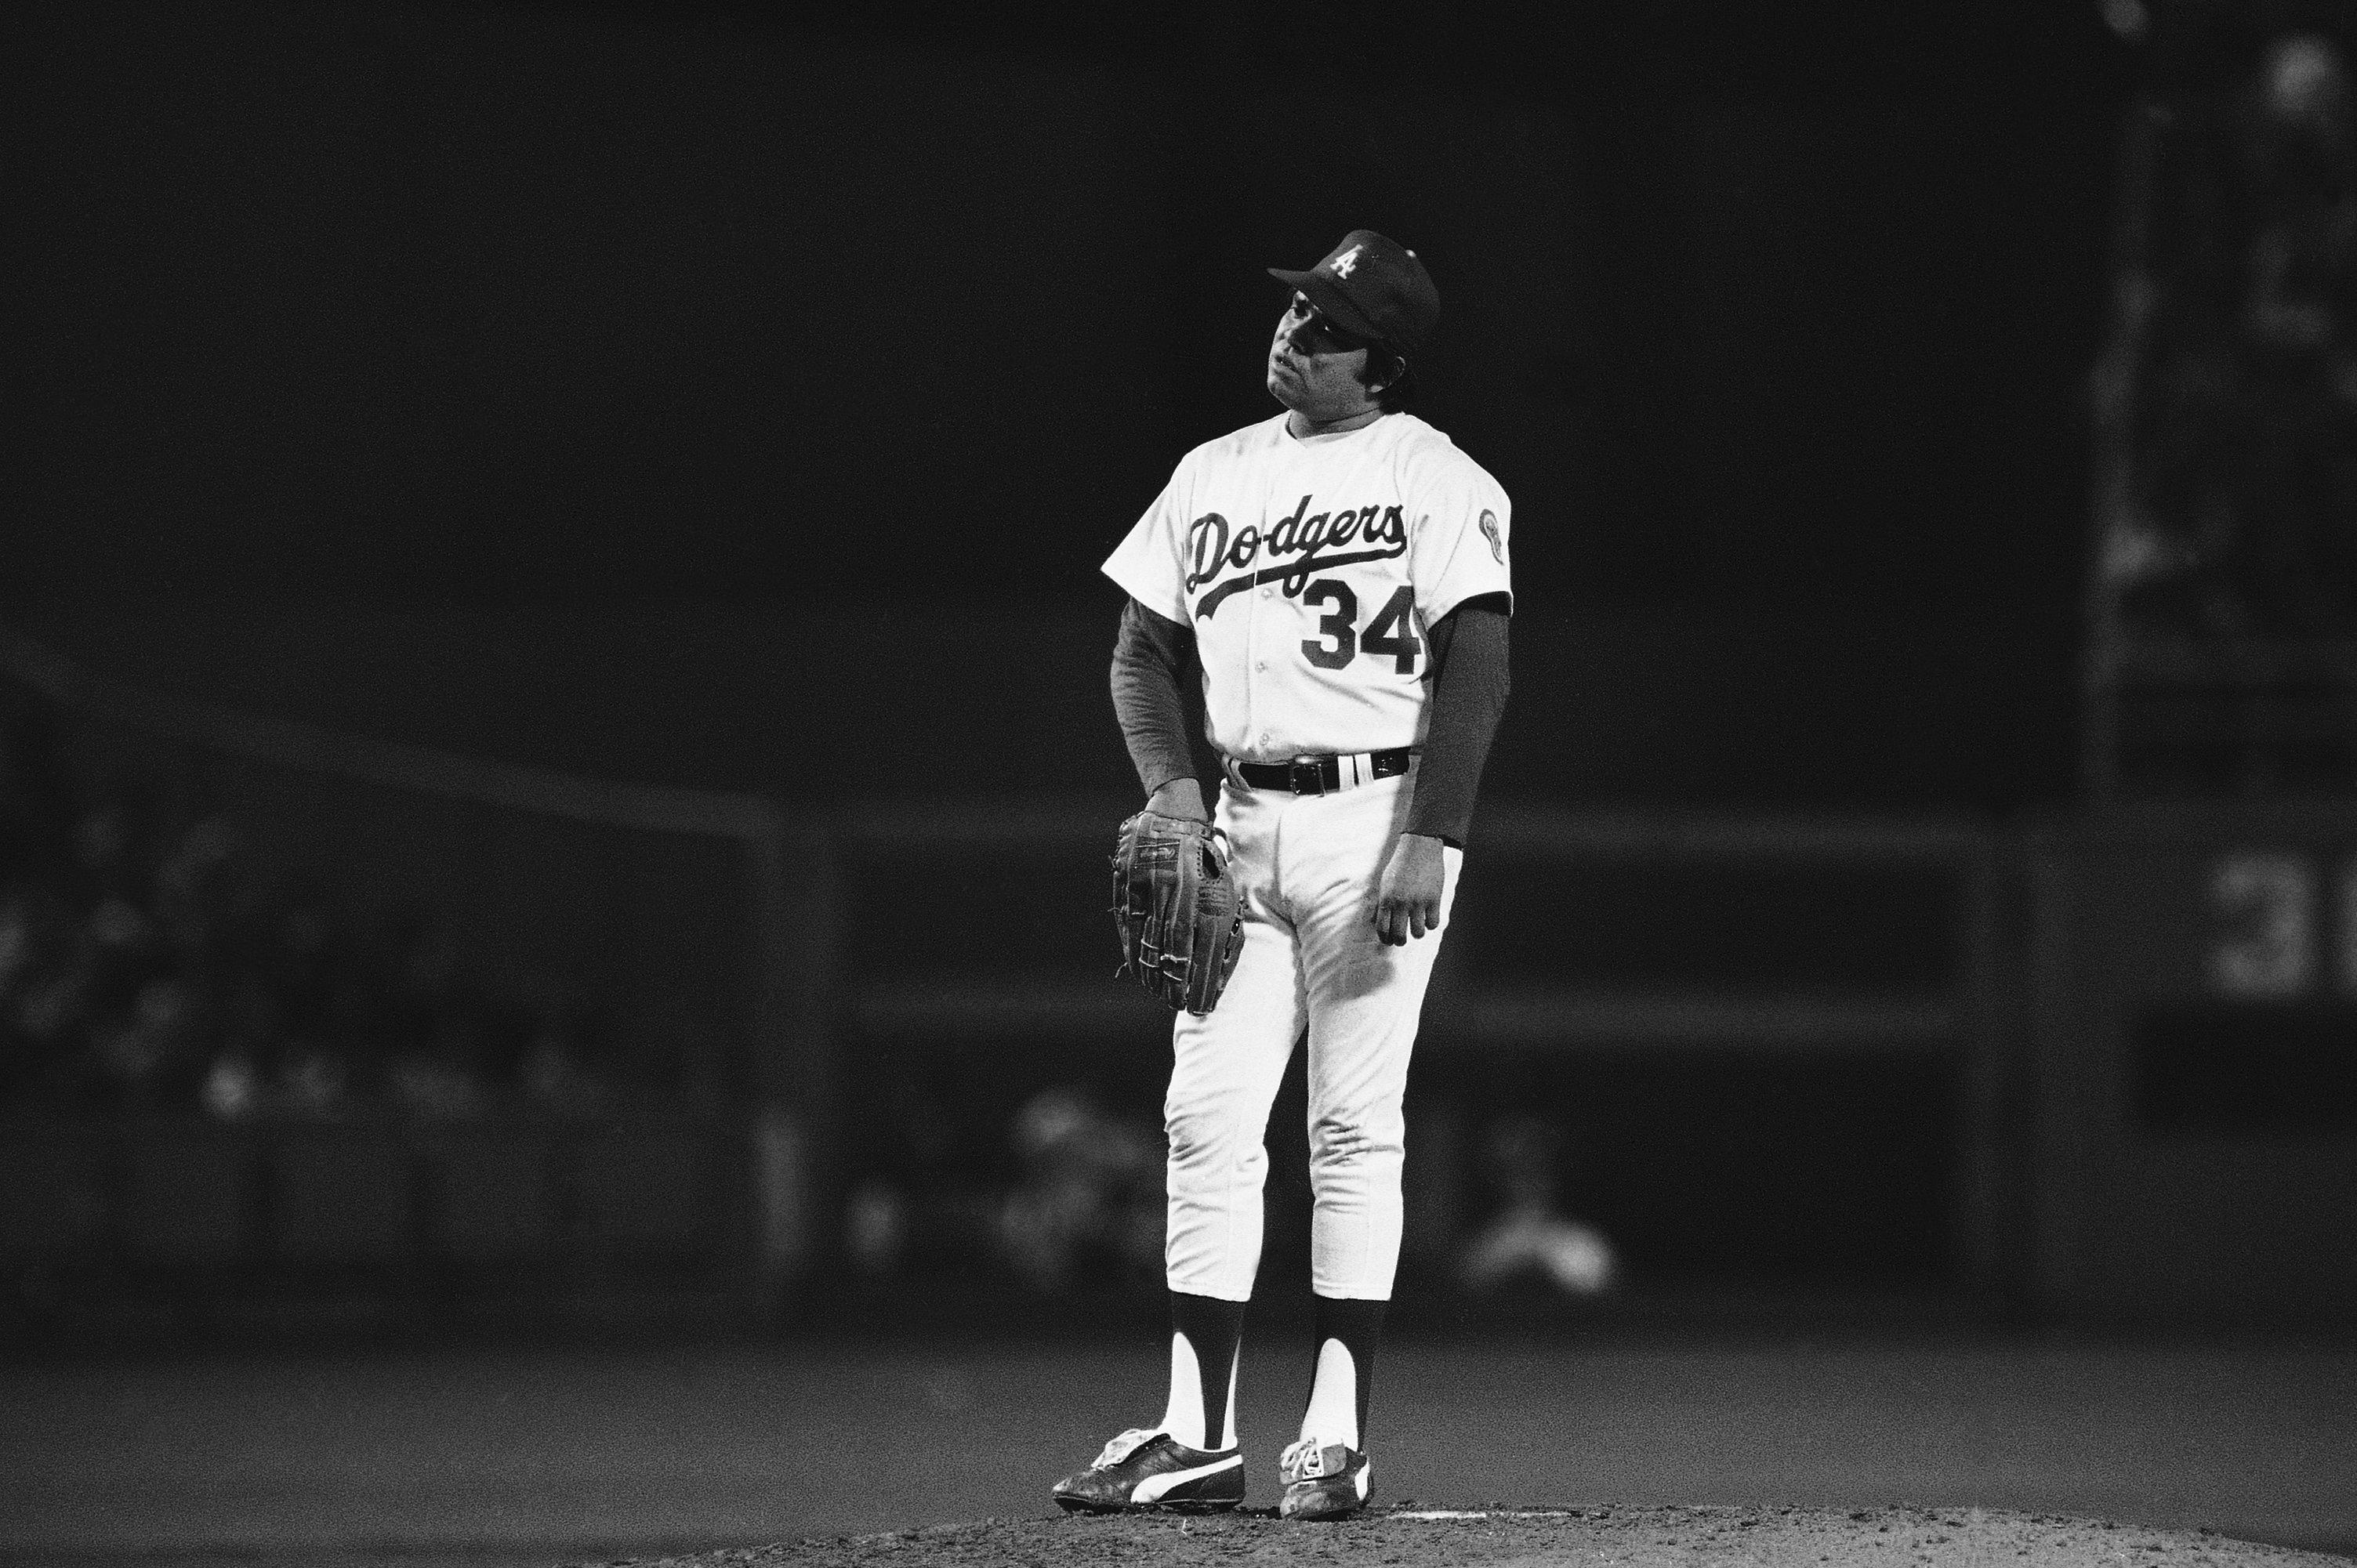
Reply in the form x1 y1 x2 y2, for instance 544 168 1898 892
1254 584 1277 756
1263 585 1282 759
1235 571 1260 759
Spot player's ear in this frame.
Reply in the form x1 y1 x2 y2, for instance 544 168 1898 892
1362 347 1407 396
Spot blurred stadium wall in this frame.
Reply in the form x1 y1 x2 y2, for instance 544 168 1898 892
16 3 2355 1338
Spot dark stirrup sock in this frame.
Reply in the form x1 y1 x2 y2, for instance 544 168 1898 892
1172 1291 1249 1450
1309 1295 1390 1447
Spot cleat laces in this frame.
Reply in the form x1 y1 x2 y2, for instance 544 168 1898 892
1092 1428 1163 1469
1280 1438 1334 1480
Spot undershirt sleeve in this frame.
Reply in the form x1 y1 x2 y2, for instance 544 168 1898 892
1403 593 1512 848
1109 596 1201 798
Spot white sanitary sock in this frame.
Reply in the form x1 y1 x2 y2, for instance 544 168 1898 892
1156 1331 1239 1450
1298 1338 1359 1450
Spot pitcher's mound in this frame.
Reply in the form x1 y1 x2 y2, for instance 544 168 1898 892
586 1502 2349 1567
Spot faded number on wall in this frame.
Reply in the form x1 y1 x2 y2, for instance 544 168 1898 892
2207 851 2357 999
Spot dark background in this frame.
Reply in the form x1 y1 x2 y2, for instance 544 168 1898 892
12 20 2357 1565
11 1 2137 813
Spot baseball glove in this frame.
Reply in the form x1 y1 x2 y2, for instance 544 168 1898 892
1110 810 1246 1016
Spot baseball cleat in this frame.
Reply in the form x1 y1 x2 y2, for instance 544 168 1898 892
1051 1427 1246 1514
1278 1437 1372 1520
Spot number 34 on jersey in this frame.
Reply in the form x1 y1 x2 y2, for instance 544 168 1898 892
1300 580 1423 672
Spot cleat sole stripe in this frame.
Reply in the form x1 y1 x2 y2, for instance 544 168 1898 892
1131 1453 1245 1503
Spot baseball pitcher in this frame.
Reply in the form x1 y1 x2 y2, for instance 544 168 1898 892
1057 230 1513 1522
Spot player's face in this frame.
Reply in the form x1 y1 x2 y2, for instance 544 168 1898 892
1268 292 1380 421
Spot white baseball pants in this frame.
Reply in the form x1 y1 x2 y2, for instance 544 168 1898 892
1163 770 1462 1303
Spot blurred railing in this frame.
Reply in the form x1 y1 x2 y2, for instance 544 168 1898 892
0 626 2029 1327
1 1110 748 1327
813 798 2018 1301
0 629 816 1331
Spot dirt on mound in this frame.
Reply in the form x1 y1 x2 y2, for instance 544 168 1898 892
582 1503 2349 1568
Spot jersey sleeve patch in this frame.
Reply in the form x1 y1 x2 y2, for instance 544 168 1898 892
1480 508 1507 565
1408 454 1513 626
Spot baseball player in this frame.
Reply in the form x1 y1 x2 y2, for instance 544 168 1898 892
1053 230 1513 1521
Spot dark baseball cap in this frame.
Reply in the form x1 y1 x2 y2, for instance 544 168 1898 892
1267 230 1439 353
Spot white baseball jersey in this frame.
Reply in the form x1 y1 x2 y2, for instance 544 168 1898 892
1102 411 1512 764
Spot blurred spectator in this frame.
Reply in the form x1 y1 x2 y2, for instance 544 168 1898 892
0 679 620 1121
836 1077 1167 1293
993 1085 1165 1295
2236 31 2357 634
374 911 509 1120
0 879 76 1102
517 992 611 1116
2100 3 2357 640
843 1178 909 1276
1456 1114 1618 1298
837 1075 993 1277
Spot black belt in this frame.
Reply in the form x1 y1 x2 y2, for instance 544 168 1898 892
1231 748 1415 795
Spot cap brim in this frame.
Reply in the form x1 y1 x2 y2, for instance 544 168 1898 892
1267 266 1384 346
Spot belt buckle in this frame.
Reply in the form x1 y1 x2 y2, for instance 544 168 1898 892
1289 757 1327 795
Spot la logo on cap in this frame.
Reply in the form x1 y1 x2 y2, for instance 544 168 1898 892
1267 228 1440 353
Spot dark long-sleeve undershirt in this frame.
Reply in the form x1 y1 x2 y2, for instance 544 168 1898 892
1108 592 1510 848
1108 598 1202 799
1409 593 1510 845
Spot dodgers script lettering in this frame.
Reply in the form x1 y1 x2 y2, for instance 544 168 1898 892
1186 494 1409 620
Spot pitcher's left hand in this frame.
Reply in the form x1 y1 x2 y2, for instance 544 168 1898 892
1374 832 1448 946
